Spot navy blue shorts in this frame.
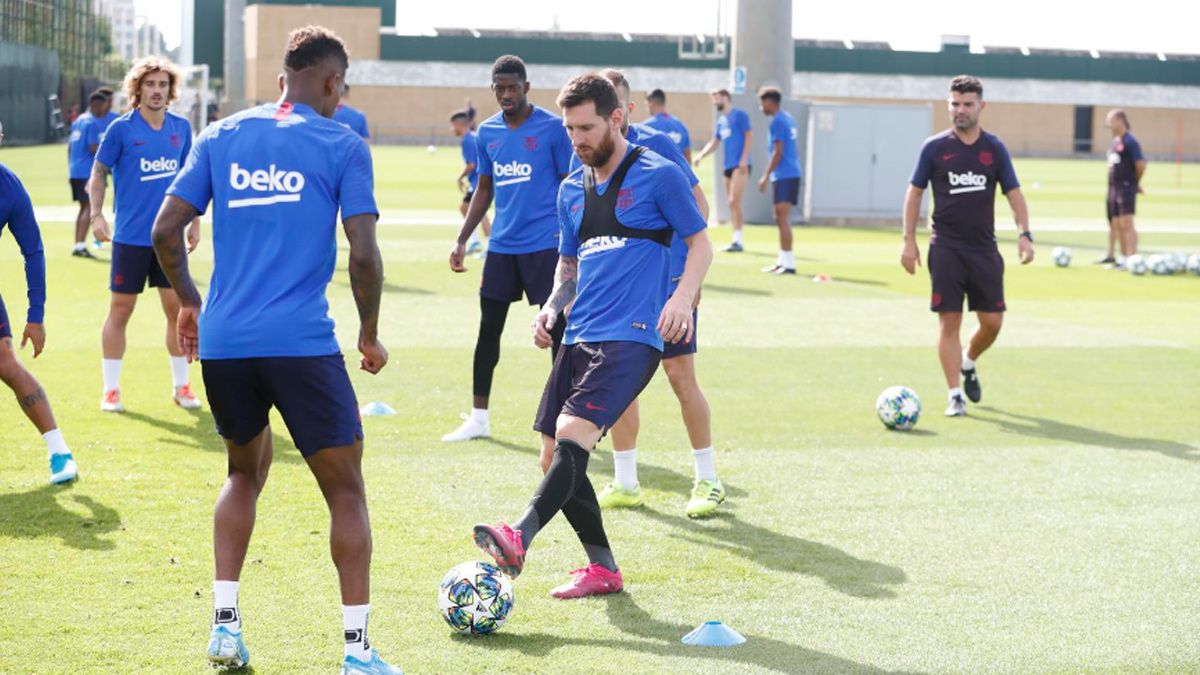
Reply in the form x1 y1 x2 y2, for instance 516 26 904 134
70 178 89 203
723 165 752 179
201 354 363 457
773 177 801 205
1107 184 1136 219
463 189 474 205
110 242 170 294
928 244 1005 314
534 341 661 435
480 248 557 305
661 308 698 360
0 291 10 339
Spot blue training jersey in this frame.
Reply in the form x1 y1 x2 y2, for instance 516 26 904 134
333 104 370 139
558 144 707 351
714 108 751 171
89 111 120 147
474 106 572 254
0 162 46 323
166 102 378 360
96 109 193 247
461 130 479 191
642 112 691 157
767 110 802 181
68 113 95 179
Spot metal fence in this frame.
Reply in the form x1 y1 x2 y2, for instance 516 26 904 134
0 0 113 78
0 41 60 144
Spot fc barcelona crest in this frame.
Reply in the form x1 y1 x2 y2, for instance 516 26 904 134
524 136 539 151
979 151 993 166
617 188 634 209
169 133 181 148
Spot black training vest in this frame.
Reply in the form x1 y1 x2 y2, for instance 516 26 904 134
580 146 672 247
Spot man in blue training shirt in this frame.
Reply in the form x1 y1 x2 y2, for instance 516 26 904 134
756 86 803 275
901 75 1034 417
443 54 574 442
152 26 400 675
90 56 202 413
333 84 371 141
575 69 723 520
450 108 491 254
694 88 752 252
1099 108 1146 266
67 92 108 258
642 88 692 163
472 73 712 600
0 155 79 485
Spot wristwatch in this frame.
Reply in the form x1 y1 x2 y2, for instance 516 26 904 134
1019 230 1033 242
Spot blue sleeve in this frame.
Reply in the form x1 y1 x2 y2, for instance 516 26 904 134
460 136 472 165
85 118 102 148
4 179 46 323
95 120 122 169
474 131 491 181
552 123 573 177
1128 136 1145 163
656 137 698 187
166 129 214 215
180 123 193 162
994 140 1020 194
909 139 936 189
655 164 707 240
558 184 579 257
679 123 691 150
356 113 370 139
736 110 751 134
338 138 378 219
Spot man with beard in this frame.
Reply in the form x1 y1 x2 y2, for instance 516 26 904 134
693 88 751 252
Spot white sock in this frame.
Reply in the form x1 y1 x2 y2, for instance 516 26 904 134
102 358 122 393
781 250 795 269
470 408 489 425
73 242 85 251
949 387 964 401
212 580 241 632
43 428 70 457
961 349 976 371
692 446 717 481
343 604 371 661
170 356 190 388
612 448 639 490
732 229 744 245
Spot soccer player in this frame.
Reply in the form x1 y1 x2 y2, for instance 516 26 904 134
573 69 720 519
901 75 1034 417
694 88 751 252
472 73 712 598
67 92 108 258
756 86 802 275
450 109 491 254
333 84 370 141
152 26 401 675
89 56 202 413
443 55 573 442
642 88 692 163
1098 109 1145 266
1 157 79 485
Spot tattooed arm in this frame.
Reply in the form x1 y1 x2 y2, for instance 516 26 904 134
151 195 203 360
343 213 388 374
532 256 577 349
88 161 113 242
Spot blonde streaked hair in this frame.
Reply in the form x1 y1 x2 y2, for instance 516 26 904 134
124 56 181 109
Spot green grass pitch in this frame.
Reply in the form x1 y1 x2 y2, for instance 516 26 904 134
1 143 1198 674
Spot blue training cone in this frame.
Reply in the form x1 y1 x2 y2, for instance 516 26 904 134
359 401 397 416
681 621 746 647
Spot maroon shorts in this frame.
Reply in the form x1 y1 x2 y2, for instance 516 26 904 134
928 244 1005 313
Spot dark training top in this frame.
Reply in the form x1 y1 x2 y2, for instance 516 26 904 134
1107 131 1144 187
910 129 1019 249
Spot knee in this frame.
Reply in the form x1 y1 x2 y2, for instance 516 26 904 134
0 346 22 384
107 304 134 325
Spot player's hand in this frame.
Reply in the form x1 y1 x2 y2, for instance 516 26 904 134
91 214 112 243
457 177 467 194
692 157 702 167
176 305 199 362
20 323 45 358
657 293 694 345
532 308 557 349
900 239 921 275
449 241 468 272
757 176 768 193
186 221 201 253
1137 184 1145 194
358 334 388 374
1018 237 1035 265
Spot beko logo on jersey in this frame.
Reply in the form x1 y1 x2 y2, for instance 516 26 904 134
228 163 305 208
667 131 683 144
947 171 987 194
578 235 627 259
493 161 533 187
139 157 179 182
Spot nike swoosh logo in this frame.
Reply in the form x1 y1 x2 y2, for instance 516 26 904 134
584 402 607 412
134 141 146 146
941 154 956 160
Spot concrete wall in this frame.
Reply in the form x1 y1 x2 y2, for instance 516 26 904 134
1091 106 1200 156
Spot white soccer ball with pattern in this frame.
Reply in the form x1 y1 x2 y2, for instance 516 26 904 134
1148 254 1170 276
1186 254 1200 276
1127 254 1147 276
1051 246 1072 267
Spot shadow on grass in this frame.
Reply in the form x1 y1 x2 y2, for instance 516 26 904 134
329 277 433 295
831 276 888 287
122 410 304 465
451 593 917 674
701 283 773 297
0 484 120 550
639 509 906 599
973 406 1198 462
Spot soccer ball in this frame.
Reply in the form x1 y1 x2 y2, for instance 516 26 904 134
1186 254 1200 276
876 386 921 431
1148 254 1170 276
426 144 437 154
1127 254 1147 276
1051 246 1072 267
438 561 514 635
1167 252 1187 274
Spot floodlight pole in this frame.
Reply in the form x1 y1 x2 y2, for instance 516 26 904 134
730 0 793 97
224 0 247 113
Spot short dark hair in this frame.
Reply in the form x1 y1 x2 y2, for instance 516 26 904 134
89 91 108 104
598 68 630 98
645 88 666 105
97 87 114 97
556 73 620 118
710 88 731 99
449 109 470 123
757 86 782 104
492 55 527 82
949 75 983 98
284 25 349 71
1110 108 1130 128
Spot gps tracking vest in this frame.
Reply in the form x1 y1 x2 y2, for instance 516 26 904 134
580 146 671 247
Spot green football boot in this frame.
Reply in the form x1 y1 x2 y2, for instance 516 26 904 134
685 479 726 518
597 482 644 509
